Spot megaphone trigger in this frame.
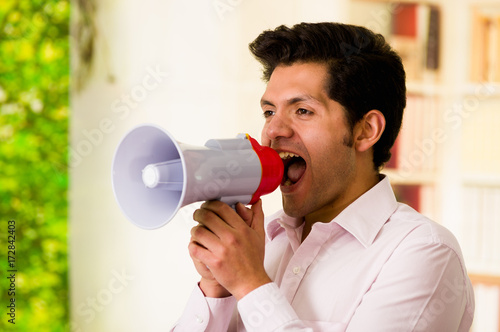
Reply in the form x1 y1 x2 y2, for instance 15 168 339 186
112 124 284 229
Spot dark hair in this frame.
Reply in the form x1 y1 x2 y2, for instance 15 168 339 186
249 22 406 170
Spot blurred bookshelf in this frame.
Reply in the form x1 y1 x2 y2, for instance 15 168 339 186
350 1 500 331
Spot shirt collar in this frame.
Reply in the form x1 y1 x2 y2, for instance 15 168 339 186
265 175 398 247
265 210 300 242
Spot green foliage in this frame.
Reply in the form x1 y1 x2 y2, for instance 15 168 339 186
0 0 70 330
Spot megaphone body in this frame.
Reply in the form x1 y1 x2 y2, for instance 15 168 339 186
112 124 284 229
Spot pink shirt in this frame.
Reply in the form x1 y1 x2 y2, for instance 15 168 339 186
173 176 474 331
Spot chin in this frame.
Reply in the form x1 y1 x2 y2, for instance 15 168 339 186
282 199 307 219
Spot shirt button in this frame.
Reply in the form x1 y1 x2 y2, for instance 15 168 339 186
195 315 204 324
292 266 301 275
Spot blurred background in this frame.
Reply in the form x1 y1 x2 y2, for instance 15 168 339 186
1 0 499 331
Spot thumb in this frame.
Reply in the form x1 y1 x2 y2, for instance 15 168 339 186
250 199 265 233
235 202 253 226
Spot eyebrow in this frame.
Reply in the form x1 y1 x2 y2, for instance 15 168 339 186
260 94 320 108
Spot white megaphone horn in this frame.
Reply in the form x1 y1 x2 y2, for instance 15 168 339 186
112 124 284 229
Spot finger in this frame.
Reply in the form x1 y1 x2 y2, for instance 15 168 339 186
191 254 210 274
235 202 253 226
190 224 221 250
193 206 232 236
250 199 265 235
188 243 213 274
250 199 264 221
200 200 243 229
188 238 216 267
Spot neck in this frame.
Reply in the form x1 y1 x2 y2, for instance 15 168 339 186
301 171 381 242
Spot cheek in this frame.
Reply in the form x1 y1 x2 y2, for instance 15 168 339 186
308 149 332 180
260 128 271 147
306 132 335 157
308 136 353 176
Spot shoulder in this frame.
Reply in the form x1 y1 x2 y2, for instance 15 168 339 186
381 203 468 275
390 203 461 248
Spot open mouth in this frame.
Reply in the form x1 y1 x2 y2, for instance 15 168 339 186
279 152 307 186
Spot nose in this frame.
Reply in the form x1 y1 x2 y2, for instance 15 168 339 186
262 113 293 144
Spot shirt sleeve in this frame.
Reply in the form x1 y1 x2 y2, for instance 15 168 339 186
346 236 474 332
171 284 237 332
237 282 313 332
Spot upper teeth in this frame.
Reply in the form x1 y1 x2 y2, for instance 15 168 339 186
279 152 299 159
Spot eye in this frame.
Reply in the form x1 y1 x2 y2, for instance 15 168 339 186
262 110 275 118
296 108 312 116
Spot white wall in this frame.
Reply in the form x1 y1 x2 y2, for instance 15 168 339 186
70 1 348 331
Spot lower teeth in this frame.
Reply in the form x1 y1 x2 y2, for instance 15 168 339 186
284 179 293 186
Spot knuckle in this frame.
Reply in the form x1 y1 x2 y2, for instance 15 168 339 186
238 226 252 238
218 245 229 257
226 235 239 247
221 230 237 244
211 256 223 270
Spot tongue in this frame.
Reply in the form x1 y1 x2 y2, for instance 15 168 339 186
287 159 306 183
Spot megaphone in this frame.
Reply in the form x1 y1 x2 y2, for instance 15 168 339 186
112 124 284 229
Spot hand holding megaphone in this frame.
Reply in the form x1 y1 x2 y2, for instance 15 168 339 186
112 124 284 229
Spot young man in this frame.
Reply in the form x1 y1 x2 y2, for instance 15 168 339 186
172 22 474 331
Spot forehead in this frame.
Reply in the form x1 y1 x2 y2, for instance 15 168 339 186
261 62 330 104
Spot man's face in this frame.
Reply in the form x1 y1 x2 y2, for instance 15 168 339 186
260 62 357 219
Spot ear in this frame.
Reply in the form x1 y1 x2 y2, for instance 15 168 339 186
353 110 386 152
